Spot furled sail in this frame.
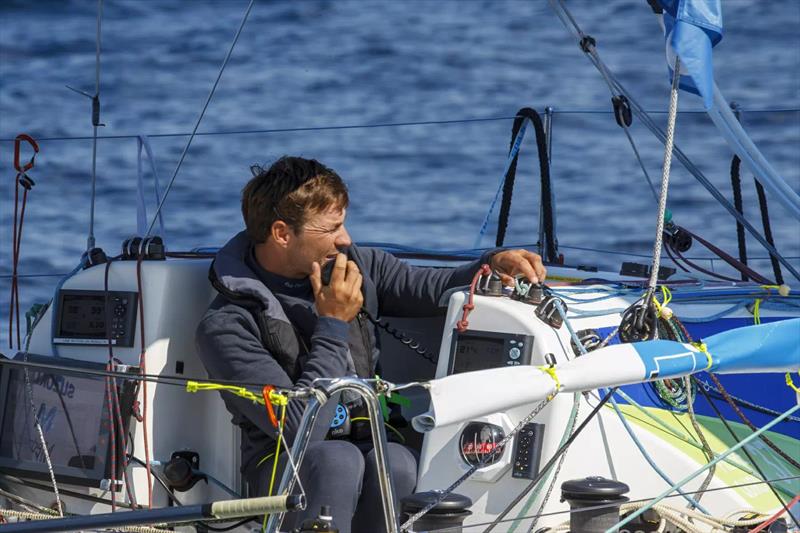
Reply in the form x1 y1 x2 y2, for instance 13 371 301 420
413 318 799 431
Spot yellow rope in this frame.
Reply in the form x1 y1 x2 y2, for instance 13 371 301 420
538 365 561 400
185 381 265 405
651 286 673 318
661 286 672 307
753 298 762 325
691 341 713 371
268 403 287 496
262 401 287 532
786 372 800 395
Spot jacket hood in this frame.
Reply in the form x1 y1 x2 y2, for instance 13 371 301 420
210 231 291 323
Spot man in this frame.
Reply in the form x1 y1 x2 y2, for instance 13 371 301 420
196 156 546 532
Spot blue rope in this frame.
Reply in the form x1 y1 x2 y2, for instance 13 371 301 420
606 391 711 513
473 122 530 248
610 403 800 532
49 258 87 356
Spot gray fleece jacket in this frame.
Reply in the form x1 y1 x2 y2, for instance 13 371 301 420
195 231 494 477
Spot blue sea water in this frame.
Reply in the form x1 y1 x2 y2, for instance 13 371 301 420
1 0 799 332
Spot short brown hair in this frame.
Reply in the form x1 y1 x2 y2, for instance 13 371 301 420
242 156 349 243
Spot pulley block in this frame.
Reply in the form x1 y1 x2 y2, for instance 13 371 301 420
535 295 567 329
618 303 657 343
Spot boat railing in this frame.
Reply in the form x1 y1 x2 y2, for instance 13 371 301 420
265 376 400 533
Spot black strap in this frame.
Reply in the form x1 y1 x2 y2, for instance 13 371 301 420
729 155 748 281
495 108 557 263
754 178 784 285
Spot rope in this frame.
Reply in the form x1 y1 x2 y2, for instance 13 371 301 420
145 0 255 237
104 258 138 508
263 401 287 531
136 135 166 237
400 397 555 531
730 155 749 280
682 376 715 510
496 111 526 247
694 378 800 529
707 373 800 471
547 0 800 283
621 121 660 204
136 256 153 508
481 390 615 533
755 177 785 285
610 402 800 532
474 121 529 248
644 55 682 304
494 108 557 263
21 361 64 516
456 264 491 332
518 395 580 533
750 494 800 533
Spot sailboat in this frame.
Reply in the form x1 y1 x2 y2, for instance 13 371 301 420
1 0 798 532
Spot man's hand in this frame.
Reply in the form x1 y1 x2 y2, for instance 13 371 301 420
489 249 547 286
311 253 363 322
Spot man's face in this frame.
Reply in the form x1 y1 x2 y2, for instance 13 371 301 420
286 205 351 277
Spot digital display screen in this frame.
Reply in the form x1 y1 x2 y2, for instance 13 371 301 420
0 355 137 486
1 369 106 475
58 294 107 338
452 336 506 374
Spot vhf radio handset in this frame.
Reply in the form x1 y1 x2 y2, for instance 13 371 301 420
317 251 438 365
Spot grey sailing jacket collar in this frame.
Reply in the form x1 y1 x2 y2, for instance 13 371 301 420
209 230 292 325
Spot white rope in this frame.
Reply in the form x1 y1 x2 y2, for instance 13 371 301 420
644 55 682 309
22 364 63 517
550 502 769 533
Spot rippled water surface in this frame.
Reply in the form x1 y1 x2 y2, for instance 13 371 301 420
1 0 799 327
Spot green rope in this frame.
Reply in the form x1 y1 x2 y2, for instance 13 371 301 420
609 403 800 533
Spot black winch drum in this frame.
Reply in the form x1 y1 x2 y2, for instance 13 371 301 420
400 491 472 532
561 476 630 533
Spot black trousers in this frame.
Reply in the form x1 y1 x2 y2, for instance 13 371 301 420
248 439 417 533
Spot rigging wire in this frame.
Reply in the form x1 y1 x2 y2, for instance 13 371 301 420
552 300 710 513
547 0 800 283
86 0 104 252
144 0 255 238
480 389 616 532
400 397 556 532
612 402 800 532
693 378 800 529
2 108 798 143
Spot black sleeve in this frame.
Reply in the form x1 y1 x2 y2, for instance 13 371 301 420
360 247 499 317
195 306 351 446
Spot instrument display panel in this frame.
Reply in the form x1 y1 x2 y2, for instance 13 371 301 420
448 329 534 375
54 290 138 347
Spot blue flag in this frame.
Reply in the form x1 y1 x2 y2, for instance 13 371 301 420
659 0 723 110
